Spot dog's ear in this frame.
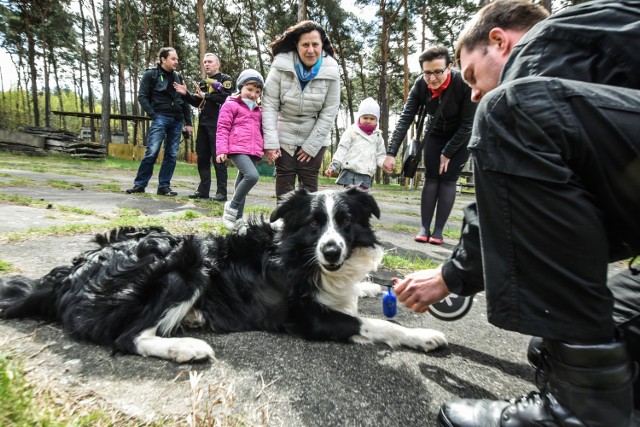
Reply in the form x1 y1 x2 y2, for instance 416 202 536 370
344 187 380 219
270 189 312 222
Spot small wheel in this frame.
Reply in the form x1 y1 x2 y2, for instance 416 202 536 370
429 294 473 321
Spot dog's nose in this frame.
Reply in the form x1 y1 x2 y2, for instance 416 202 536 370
321 242 342 263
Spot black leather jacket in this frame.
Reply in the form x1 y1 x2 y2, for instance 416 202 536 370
138 66 192 125
387 68 476 159
442 0 640 296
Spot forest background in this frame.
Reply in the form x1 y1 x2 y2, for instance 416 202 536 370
0 0 587 171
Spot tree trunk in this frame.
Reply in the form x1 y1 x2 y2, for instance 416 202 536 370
248 0 265 76
142 0 150 66
197 0 206 78
50 46 67 129
331 28 354 124
115 0 128 142
168 0 174 46
24 10 40 127
80 0 96 140
402 6 409 101
298 0 307 22
91 0 102 75
100 0 111 148
42 40 51 128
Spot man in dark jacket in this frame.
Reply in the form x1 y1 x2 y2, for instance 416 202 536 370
393 1 640 426
126 47 193 196
175 53 234 201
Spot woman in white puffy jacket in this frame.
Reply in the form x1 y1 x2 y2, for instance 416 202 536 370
262 20 341 203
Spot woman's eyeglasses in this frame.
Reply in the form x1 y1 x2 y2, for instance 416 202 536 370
423 68 448 78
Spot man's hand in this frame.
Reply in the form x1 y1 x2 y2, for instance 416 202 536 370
183 125 193 136
193 82 204 99
383 155 395 174
211 81 223 92
173 81 188 95
395 269 451 314
216 153 227 163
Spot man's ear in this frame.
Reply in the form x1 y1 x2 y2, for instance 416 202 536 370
488 27 513 58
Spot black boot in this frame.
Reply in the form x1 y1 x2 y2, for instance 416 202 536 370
437 340 637 427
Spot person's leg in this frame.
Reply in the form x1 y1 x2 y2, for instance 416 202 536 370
209 126 228 200
418 178 438 238
275 150 298 203
157 117 182 190
431 180 457 240
132 115 170 188
438 78 640 426
194 125 212 197
296 146 326 193
228 154 259 218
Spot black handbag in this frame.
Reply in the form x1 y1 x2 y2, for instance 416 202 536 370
401 88 452 179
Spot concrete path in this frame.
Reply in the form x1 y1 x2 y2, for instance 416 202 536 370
0 157 537 426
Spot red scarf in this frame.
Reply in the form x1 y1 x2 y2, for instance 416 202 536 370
428 72 451 98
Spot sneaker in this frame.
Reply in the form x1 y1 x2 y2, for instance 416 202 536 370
222 202 238 230
157 187 177 196
188 191 209 199
234 218 247 236
211 194 228 202
126 185 145 194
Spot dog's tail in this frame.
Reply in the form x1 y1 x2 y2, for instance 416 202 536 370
0 265 70 320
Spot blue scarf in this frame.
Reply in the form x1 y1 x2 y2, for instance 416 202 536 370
295 53 323 90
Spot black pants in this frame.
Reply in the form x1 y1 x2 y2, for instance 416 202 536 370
195 125 227 197
470 77 640 343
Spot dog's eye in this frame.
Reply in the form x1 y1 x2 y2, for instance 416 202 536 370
342 217 351 226
310 219 320 228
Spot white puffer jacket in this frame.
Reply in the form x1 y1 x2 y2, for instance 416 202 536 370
262 51 341 157
329 124 386 176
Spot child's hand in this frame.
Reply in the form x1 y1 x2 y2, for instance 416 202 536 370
325 168 334 177
216 154 227 163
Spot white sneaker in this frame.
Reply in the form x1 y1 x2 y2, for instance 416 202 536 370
234 218 247 236
222 202 238 230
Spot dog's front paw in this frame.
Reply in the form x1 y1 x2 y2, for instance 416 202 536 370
403 328 447 352
167 338 215 363
356 281 382 298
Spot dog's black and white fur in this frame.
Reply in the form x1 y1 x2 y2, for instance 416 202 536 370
0 188 446 363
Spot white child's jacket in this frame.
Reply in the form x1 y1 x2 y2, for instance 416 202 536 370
330 123 386 176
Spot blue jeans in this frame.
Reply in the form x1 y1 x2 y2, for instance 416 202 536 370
134 114 183 189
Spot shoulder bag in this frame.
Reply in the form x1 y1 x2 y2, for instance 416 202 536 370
401 87 452 179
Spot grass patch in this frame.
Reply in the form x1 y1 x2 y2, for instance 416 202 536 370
381 253 440 272
0 352 168 426
47 179 84 190
0 259 15 274
95 183 122 192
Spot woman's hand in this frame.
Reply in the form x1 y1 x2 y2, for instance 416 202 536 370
439 154 450 175
296 148 313 163
383 155 395 174
325 168 334 177
264 149 281 164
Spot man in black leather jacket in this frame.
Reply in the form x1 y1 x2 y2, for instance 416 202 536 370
394 1 640 426
175 53 234 201
126 47 193 196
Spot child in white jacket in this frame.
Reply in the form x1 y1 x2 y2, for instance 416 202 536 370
325 98 386 190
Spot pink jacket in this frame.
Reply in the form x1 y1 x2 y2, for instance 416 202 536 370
216 95 264 158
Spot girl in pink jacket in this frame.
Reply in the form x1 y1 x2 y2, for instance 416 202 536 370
216 69 265 235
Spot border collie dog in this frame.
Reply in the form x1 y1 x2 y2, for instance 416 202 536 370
0 188 446 363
